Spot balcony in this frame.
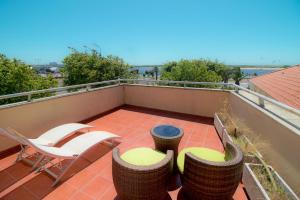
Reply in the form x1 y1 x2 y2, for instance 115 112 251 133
0 80 299 199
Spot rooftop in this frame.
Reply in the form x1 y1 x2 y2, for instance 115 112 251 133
0 106 247 200
250 64 300 109
0 81 299 199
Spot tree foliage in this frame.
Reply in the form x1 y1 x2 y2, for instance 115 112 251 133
160 59 246 85
61 49 135 85
144 67 160 79
231 67 246 85
153 66 159 80
160 59 223 82
0 54 58 104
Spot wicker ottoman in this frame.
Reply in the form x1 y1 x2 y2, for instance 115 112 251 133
151 125 184 172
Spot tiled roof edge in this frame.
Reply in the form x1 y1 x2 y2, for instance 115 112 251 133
249 64 300 82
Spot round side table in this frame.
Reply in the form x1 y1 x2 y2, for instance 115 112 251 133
151 124 184 173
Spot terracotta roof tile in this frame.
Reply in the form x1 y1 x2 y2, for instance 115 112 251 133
250 65 300 109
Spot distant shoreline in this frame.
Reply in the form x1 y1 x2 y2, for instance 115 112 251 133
241 67 283 70
133 65 286 70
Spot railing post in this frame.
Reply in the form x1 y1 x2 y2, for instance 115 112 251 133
118 78 121 85
27 94 32 102
258 97 265 108
184 81 187 88
27 94 31 102
235 85 239 93
86 85 91 91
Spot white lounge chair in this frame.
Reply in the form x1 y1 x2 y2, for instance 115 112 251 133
33 131 120 186
0 123 92 166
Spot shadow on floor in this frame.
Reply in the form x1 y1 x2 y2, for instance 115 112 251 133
113 193 172 200
0 154 40 192
168 174 181 191
122 105 214 125
1 143 117 200
176 188 235 200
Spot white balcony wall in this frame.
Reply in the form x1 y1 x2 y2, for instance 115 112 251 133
124 85 229 117
0 86 124 152
229 92 300 193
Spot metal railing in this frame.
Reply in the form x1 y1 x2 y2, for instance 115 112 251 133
1 79 300 120
121 79 232 87
233 84 300 117
0 79 120 101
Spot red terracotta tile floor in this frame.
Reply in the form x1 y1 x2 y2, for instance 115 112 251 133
0 106 248 200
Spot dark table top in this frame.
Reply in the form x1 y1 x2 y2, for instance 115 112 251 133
152 125 182 138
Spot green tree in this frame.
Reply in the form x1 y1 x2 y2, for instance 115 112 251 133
218 67 232 83
0 54 58 104
145 70 154 78
203 60 232 83
160 59 222 83
232 67 246 85
163 62 177 72
61 49 134 85
153 66 159 80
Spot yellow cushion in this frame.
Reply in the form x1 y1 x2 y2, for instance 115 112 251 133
177 147 225 174
121 147 166 166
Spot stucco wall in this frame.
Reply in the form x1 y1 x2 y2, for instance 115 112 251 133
124 84 229 117
0 86 124 152
229 91 300 193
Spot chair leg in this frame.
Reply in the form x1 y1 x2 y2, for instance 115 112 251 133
15 144 26 162
35 156 52 172
52 159 77 187
32 155 45 170
110 139 114 147
104 139 116 147
35 156 78 187
15 145 36 166
51 139 118 186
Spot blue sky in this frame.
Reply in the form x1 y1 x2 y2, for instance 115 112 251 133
0 0 300 65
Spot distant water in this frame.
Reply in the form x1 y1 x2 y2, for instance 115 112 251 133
132 67 155 74
133 66 278 76
242 69 277 76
